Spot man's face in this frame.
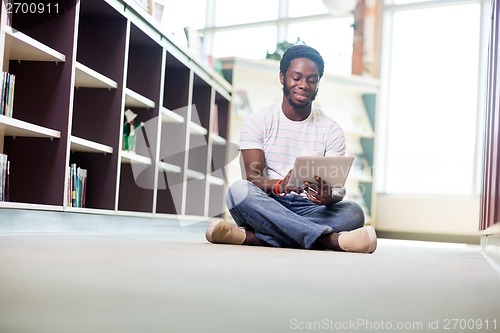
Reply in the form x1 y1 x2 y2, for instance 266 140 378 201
280 57 320 110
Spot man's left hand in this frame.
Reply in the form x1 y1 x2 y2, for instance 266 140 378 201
303 176 344 206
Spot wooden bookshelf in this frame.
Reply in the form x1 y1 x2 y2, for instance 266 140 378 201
210 134 227 145
3 27 66 62
0 115 60 138
75 62 117 89
189 121 208 136
0 0 232 218
157 160 182 173
70 136 113 154
161 107 185 124
125 87 155 109
120 150 152 165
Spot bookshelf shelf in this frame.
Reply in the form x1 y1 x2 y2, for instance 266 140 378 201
4 27 66 62
64 206 117 215
157 160 182 173
210 134 226 145
70 136 113 154
186 169 205 180
189 122 208 136
121 150 152 165
125 87 155 109
0 201 63 211
161 107 184 123
0 115 60 138
74 62 118 89
208 175 224 186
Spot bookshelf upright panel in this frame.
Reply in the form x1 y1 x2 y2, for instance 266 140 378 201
188 74 211 174
1 3 77 206
207 91 230 218
184 74 212 215
155 53 191 215
163 53 190 112
156 114 187 215
70 0 127 210
118 22 162 213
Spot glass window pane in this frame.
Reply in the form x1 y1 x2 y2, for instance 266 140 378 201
214 0 279 26
288 0 329 17
212 26 278 60
389 0 439 5
287 18 354 75
160 0 206 31
384 4 480 194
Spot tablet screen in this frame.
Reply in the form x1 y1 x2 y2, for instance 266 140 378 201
287 156 355 188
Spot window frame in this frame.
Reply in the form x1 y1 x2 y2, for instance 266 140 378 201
376 0 490 195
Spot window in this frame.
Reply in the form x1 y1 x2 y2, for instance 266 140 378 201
214 0 279 26
201 0 354 74
211 26 278 59
288 0 329 17
378 1 486 195
287 17 353 75
160 0 207 31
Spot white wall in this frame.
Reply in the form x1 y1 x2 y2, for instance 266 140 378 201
376 194 481 236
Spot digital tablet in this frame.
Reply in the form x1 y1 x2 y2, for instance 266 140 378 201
287 156 355 188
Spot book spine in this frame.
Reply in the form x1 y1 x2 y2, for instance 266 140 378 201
4 73 10 117
77 167 82 208
71 163 77 207
0 154 8 202
67 166 71 207
0 72 6 116
68 164 89 208
8 74 15 117
81 169 87 208
5 160 10 202
0 154 4 201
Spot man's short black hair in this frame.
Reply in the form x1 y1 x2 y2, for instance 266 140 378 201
279 45 325 78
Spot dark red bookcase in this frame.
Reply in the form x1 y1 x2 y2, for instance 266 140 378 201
0 0 231 220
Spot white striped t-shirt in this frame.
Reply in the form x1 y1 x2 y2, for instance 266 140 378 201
239 101 346 179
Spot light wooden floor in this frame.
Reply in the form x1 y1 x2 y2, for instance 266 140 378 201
0 209 499 333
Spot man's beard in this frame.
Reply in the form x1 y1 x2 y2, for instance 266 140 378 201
282 81 318 110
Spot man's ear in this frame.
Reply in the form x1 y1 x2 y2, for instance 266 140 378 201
279 71 284 85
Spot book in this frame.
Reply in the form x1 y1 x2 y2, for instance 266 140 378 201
80 168 87 208
0 72 16 117
70 163 75 206
0 153 9 202
0 154 4 202
0 72 7 116
68 163 88 208
4 73 11 116
8 74 15 117
5 160 9 202
67 165 72 206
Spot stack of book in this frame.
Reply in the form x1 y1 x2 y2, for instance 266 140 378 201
0 153 10 202
1 72 15 117
68 163 87 208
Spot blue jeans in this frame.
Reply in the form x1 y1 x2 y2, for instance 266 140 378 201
225 180 365 249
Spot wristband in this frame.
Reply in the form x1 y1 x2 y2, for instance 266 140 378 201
274 179 284 196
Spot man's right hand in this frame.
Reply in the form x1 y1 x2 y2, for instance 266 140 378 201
281 169 300 194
